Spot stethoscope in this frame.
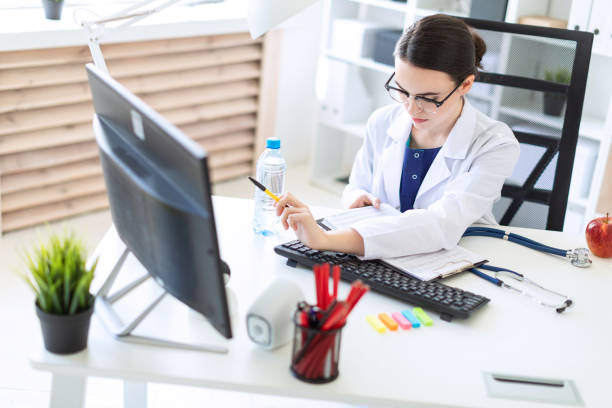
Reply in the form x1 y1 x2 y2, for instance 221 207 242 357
462 226 593 313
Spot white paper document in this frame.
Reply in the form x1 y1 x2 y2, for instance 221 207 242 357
317 205 486 281
382 246 486 281
318 203 401 231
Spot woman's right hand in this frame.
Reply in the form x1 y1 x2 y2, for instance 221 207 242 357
275 192 329 250
348 193 381 209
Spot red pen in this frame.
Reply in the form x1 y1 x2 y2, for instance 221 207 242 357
332 265 340 300
316 264 325 309
322 263 330 309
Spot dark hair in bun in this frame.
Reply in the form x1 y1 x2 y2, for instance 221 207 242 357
394 14 487 84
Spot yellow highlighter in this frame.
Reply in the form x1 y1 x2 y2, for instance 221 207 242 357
248 176 281 202
366 314 387 334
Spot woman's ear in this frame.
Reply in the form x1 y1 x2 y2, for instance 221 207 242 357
460 74 475 95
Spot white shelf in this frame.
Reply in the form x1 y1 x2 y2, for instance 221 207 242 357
498 103 605 141
345 0 409 12
320 120 367 139
325 51 395 74
342 0 468 16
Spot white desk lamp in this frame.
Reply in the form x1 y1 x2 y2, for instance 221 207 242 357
78 0 319 73
246 0 319 39
81 0 320 352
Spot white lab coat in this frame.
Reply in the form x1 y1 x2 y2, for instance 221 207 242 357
341 100 520 260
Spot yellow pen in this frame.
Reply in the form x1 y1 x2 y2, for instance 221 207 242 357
247 176 283 203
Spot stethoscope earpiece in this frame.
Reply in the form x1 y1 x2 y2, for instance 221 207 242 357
556 300 573 314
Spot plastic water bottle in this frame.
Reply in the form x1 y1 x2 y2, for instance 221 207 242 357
253 138 286 236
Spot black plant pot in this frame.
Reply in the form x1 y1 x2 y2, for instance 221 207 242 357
543 92 566 116
42 0 64 20
36 303 94 354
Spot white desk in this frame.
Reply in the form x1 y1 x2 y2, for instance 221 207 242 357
31 196 612 408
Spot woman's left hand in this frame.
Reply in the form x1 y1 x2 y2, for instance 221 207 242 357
275 192 329 250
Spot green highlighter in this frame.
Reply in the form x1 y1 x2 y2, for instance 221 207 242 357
413 307 433 326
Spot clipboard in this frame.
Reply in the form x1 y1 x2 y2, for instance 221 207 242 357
380 249 488 281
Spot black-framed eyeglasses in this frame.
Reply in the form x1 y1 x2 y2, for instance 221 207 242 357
384 72 463 114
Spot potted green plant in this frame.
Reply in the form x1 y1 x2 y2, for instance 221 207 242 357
543 68 571 116
20 231 98 354
42 0 64 20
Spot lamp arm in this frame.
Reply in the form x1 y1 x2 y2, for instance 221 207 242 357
78 0 186 73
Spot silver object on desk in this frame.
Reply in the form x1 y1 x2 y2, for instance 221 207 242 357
483 372 583 406
566 248 592 268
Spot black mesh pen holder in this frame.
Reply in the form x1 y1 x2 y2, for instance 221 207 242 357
289 310 344 384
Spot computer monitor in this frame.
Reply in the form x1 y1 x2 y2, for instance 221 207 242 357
86 63 232 340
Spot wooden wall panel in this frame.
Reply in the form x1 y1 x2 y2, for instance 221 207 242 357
0 45 261 90
0 122 92 155
2 175 107 213
0 62 260 113
0 33 258 69
2 193 109 232
1 158 102 194
0 32 274 233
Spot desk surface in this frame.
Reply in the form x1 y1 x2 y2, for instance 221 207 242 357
31 196 612 408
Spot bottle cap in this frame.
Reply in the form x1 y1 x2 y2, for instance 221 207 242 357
266 138 281 149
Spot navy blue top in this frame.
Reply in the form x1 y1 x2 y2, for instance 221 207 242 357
399 137 442 212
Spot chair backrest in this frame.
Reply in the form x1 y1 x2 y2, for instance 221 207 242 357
460 17 593 231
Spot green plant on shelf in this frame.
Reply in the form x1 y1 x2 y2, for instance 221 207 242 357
544 68 571 84
20 231 97 315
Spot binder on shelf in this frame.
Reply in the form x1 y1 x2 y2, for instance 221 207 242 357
319 59 372 123
330 19 385 60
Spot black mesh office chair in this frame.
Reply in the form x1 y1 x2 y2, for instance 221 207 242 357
460 18 593 231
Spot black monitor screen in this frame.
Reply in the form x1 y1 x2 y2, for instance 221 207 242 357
86 63 232 339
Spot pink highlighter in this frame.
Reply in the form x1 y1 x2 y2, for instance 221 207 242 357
391 312 412 330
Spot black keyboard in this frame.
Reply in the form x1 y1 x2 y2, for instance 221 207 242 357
274 240 489 322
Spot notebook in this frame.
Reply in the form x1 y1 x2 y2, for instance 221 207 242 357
316 204 487 281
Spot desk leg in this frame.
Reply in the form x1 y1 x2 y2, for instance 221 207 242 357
49 374 86 408
124 380 147 408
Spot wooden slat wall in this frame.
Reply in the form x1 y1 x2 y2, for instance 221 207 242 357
0 32 275 233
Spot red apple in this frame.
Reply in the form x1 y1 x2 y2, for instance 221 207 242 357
585 213 612 258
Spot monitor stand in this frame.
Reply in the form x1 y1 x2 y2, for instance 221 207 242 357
94 245 229 353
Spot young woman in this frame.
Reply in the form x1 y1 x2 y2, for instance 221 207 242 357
276 14 519 259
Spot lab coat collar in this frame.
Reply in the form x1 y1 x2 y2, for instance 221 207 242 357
442 98 476 160
382 106 410 208
383 100 477 208
386 106 411 143
417 99 476 201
